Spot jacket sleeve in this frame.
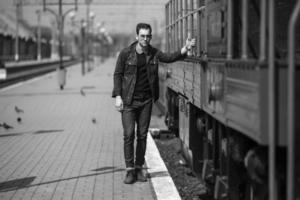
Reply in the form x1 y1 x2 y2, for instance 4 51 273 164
156 50 186 63
112 50 126 97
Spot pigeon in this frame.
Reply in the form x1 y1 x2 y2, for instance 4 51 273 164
17 117 22 123
80 88 86 96
15 106 24 113
2 122 13 129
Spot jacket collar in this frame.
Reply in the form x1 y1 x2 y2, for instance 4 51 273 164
128 41 156 64
129 41 155 56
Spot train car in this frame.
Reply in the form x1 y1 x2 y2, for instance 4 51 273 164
158 0 300 199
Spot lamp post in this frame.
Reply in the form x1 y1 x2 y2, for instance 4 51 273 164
69 12 87 76
87 11 95 72
85 0 90 71
36 10 42 61
42 0 78 90
81 19 86 75
14 0 21 61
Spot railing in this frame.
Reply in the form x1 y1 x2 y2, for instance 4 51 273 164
165 0 205 57
287 1 300 200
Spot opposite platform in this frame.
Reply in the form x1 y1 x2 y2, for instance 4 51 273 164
0 58 180 200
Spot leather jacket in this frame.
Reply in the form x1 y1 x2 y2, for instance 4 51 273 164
112 41 184 105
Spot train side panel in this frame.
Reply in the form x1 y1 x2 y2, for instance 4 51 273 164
162 0 300 199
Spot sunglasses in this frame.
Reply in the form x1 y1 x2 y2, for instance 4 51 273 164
139 34 152 39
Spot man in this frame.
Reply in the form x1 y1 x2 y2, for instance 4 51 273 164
112 23 195 184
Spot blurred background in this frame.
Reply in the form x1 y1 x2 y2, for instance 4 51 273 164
0 0 168 63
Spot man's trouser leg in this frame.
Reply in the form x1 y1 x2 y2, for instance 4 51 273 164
122 105 136 170
135 99 152 167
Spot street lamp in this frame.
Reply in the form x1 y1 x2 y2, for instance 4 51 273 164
81 20 87 75
14 0 21 61
85 0 95 72
69 8 95 75
36 10 42 61
69 12 87 76
42 0 78 90
87 11 95 72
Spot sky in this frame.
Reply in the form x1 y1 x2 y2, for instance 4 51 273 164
0 0 169 35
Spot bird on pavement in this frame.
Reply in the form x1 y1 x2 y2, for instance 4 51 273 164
17 117 22 123
2 122 13 129
15 106 24 113
80 88 86 96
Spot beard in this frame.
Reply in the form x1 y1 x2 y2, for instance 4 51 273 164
140 42 149 48
138 42 149 54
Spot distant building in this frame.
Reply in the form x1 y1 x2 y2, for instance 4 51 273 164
0 11 53 61
0 11 35 40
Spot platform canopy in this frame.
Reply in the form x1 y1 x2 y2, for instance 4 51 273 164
0 12 35 40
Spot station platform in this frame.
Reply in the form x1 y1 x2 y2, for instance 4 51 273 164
0 58 181 200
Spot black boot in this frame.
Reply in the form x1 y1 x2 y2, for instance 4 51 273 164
135 168 147 182
124 170 136 184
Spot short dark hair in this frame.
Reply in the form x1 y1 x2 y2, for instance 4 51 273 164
136 23 152 35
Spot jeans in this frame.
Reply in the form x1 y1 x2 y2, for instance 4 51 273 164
121 98 152 169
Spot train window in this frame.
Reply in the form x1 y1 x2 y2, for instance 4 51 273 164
275 0 300 60
208 12 222 40
206 0 226 58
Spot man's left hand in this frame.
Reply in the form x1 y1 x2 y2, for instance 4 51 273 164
185 38 196 49
181 38 196 55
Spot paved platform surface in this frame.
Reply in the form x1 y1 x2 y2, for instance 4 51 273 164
0 58 180 200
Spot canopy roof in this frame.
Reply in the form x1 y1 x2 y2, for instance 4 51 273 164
0 12 35 40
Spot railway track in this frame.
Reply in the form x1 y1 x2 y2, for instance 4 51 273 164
0 59 78 88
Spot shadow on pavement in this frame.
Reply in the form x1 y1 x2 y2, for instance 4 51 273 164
33 129 64 134
0 167 125 192
0 133 24 138
0 129 64 138
0 177 36 192
91 166 117 172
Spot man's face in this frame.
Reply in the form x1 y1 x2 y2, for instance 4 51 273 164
137 28 152 48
